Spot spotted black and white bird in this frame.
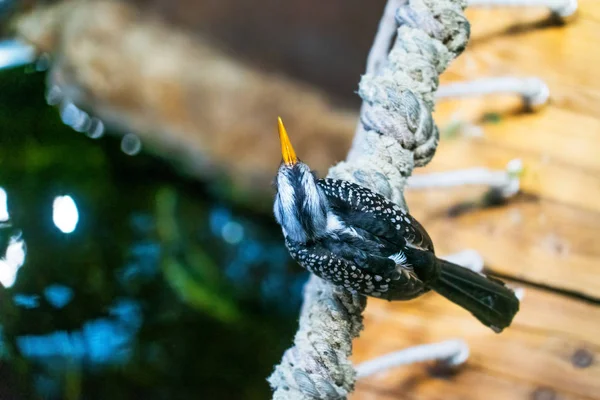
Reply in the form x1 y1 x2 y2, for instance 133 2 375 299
273 117 519 332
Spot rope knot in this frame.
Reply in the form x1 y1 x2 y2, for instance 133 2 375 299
359 90 437 167
270 1 470 398
356 0 470 170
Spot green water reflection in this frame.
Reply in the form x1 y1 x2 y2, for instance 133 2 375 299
0 69 305 399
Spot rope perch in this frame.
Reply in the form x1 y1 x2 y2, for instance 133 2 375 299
268 1 470 398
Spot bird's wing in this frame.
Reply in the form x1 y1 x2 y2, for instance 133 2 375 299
318 179 434 252
321 233 397 274
285 236 424 299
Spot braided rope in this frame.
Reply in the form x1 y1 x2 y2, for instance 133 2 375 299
268 1 470 398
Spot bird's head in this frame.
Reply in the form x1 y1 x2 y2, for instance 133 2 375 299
273 117 328 243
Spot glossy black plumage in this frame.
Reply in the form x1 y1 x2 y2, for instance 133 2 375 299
281 178 520 332
285 178 430 300
274 118 518 331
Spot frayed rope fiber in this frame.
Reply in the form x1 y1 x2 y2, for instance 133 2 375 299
268 1 470 398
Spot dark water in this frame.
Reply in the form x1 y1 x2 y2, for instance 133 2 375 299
0 69 306 399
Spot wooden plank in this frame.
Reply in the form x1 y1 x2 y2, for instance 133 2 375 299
415 137 600 214
433 1 600 217
352 3 600 399
416 0 600 298
584 1 600 23
434 105 600 175
351 285 600 400
478 108 600 175
444 5 600 121
355 368 589 400
405 187 600 299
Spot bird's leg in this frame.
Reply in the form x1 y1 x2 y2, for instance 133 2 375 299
397 265 418 281
363 255 404 280
388 251 418 280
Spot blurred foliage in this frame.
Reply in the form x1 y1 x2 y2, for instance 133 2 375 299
0 68 306 399
440 120 464 140
481 112 503 125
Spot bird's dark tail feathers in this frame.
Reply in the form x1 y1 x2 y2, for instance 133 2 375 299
429 258 520 333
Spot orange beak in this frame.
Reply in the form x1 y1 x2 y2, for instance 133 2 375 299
278 117 298 166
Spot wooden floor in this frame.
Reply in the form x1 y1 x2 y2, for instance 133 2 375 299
352 2 600 399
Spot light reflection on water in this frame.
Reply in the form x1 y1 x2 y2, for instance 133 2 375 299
0 233 26 288
0 183 306 398
0 67 305 399
52 195 79 234
0 187 8 221
43 284 74 309
12 293 40 309
0 186 306 398
16 312 139 366
0 40 35 71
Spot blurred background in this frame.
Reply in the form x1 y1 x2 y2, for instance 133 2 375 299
0 0 599 399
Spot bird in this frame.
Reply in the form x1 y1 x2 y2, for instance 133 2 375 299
272 117 520 333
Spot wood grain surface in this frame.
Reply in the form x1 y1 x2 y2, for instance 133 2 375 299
353 1 600 398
